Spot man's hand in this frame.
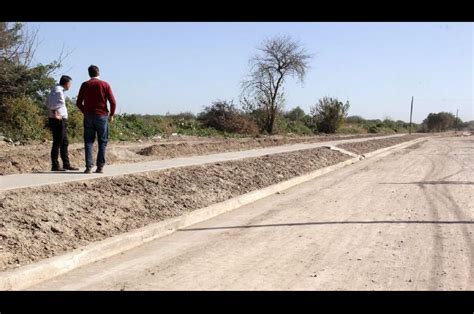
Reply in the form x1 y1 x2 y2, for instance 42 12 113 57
52 110 62 120
108 115 114 123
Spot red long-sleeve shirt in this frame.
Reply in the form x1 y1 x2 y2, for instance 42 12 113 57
76 78 116 116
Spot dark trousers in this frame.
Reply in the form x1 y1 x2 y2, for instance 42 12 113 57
49 118 70 168
84 114 109 169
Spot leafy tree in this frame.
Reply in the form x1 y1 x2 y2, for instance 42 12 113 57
0 23 62 104
422 112 460 132
0 22 66 139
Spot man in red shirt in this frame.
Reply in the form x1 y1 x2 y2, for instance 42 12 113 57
76 65 117 173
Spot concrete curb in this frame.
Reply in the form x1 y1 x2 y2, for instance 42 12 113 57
0 137 425 290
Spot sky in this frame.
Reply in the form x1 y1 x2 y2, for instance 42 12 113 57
27 22 473 123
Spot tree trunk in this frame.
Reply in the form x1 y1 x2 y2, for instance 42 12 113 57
268 110 276 134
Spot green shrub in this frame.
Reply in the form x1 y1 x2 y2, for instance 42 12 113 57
376 127 396 134
367 125 397 134
166 111 196 120
368 125 379 133
65 99 84 142
246 108 269 133
108 113 165 140
464 121 474 131
285 121 313 135
0 96 49 141
345 115 366 124
310 97 350 133
198 100 259 136
337 124 366 134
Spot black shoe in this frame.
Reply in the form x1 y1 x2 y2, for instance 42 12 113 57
84 168 92 174
95 166 103 174
51 166 66 172
63 165 79 171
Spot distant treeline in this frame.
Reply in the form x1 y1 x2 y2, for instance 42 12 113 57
1 95 472 143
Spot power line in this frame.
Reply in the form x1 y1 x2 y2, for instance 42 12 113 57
413 98 472 102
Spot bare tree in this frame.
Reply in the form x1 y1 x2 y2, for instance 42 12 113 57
241 35 312 134
0 22 40 67
1 22 71 70
0 23 72 103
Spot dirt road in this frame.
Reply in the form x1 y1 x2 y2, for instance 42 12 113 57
29 135 473 290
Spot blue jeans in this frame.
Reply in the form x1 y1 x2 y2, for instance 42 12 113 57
84 115 109 169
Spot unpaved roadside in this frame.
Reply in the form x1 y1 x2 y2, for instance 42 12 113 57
0 134 382 175
0 147 350 271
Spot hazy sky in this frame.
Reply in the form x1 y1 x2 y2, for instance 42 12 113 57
28 22 473 123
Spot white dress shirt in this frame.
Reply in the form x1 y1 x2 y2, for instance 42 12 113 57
47 85 68 119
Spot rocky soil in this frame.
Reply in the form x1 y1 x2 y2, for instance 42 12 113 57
0 146 350 271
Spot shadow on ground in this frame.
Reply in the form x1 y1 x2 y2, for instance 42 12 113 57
179 220 474 232
380 181 474 185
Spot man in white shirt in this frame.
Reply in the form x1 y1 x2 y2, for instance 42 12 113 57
46 75 79 171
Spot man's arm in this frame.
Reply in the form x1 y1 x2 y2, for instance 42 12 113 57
106 84 116 120
48 90 65 110
45 96 56 117
75 83 86 114
48 90 65 119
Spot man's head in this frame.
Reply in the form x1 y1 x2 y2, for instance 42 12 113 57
88 65 100 78
59 75 72 90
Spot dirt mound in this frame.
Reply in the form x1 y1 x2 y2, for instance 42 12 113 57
137 135 376 158
0 147 350 271
136 139 277 158
336 135 424 155
404 140 427 150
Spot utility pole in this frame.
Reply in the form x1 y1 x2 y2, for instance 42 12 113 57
409 96 414 135
455 109 459 134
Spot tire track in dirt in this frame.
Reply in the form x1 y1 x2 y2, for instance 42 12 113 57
436 187 474 288
419 138 473 289
419 152 444 290
175 149 416 289
434 139 474 288
377 141 444 289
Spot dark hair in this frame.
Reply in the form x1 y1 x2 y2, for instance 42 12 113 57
88 65 100 77
59 75 72 86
